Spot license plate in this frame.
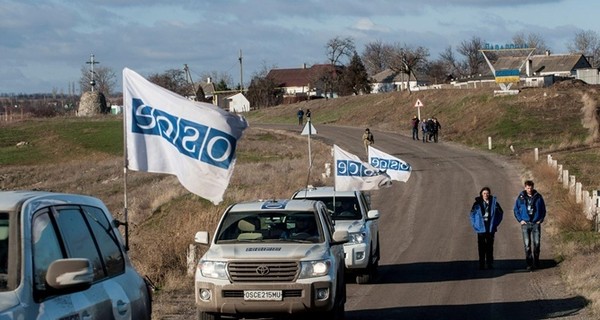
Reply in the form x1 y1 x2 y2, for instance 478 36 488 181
244 290 283 301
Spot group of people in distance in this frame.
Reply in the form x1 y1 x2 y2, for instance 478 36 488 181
411 115 441 143
469 180 546 271
296 108 311 126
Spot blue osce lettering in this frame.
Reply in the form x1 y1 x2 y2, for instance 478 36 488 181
370 157 410 172
131 98 236 169
336 160 381 177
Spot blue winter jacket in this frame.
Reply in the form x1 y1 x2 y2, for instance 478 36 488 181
470 196 503 233
513 190 546 223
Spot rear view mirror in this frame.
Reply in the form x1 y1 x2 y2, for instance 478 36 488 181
194 231 209 244
46 258 94 290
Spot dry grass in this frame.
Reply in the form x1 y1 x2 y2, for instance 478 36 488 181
525 159 600 314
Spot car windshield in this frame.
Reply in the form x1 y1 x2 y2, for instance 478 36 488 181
298 196 362 220
215 211 322 243
0 212 9 291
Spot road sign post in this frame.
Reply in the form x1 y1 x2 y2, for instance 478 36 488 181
414 99 424 120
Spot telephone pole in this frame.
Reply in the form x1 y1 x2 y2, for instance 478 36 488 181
239 49 244 93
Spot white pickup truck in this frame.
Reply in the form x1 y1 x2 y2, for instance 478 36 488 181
194 199 348 320
292 186 381 284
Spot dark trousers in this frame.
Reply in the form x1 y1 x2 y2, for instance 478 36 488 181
477 232 495 268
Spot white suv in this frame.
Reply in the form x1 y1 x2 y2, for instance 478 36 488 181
292 186 380 284
0 191 152 319
194 199 348 320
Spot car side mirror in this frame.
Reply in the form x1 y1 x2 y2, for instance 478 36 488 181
46 258 94 291
194 231 209 245
367 210 380 220
332 230 349 245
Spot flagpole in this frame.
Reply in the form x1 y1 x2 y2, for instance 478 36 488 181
122 103 130 251
305 118 313 188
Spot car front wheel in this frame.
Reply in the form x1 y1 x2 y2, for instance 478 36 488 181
198 310 221 320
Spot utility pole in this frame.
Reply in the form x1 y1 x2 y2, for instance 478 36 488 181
86 54 99 92
183 64 195 99
239 49 244 93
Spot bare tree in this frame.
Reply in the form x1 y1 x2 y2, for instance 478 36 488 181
200 71 234 91
439 46 467 78
457 36 486 76
147 69 194 97
512 32 550 54
79 66 116 96
388 43 429 93
246 63 282 109
361 40 393 75
567 29 600 67
425 59 452 84
326 36 356 66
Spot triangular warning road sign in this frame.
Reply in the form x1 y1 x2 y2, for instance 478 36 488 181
301 122 317 135
414 99 424 107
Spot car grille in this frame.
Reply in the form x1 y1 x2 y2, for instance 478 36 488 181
228 261 298 282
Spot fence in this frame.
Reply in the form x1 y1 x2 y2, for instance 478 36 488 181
545 152 600 231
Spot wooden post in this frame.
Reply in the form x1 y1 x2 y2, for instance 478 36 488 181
534 148 539 162
569 175 576 195
562 170 569 189
488 137 492 150
557 164 563 182
576 182 582 203
187 244 196 277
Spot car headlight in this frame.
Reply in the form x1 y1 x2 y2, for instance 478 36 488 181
299 260 331 278
198 260 228 279
348 231 367 244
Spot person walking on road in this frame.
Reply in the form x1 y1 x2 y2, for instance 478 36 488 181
297 108 305 126
470 186 504 270
362 128 374 157
514 180 546 271
306 109 311 121
431 117 441 143
411 115 420 141
420 119 429 143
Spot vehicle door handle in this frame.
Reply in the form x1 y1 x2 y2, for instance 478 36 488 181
81 311 92 320
117 300 129 315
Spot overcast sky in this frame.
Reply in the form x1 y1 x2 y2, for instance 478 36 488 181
1 0 598 94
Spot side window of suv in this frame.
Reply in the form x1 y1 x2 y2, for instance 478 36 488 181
81 206 125 276
32 210 64 292
52 206 105 280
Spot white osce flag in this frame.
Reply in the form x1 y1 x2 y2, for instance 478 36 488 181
123 68 248 205
333 144 392 191
368 146 412 182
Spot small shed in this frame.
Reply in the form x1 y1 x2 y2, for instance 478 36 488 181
227 93 250 113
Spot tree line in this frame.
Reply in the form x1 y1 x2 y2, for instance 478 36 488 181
11 29 596 114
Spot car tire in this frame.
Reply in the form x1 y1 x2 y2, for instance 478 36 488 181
198 310 221 320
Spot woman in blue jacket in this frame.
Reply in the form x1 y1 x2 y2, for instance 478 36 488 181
470 187 504 270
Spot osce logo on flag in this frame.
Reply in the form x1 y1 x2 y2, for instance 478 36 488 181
370 157 410 172
336 160 382 177
131 98 236 169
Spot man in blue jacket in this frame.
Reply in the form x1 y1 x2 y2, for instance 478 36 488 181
470 187 503 270
513 180 546 271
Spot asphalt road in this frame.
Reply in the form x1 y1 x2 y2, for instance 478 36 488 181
157 124 591 319
267 124 590 320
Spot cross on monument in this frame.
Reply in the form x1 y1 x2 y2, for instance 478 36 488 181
86 54 100 92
